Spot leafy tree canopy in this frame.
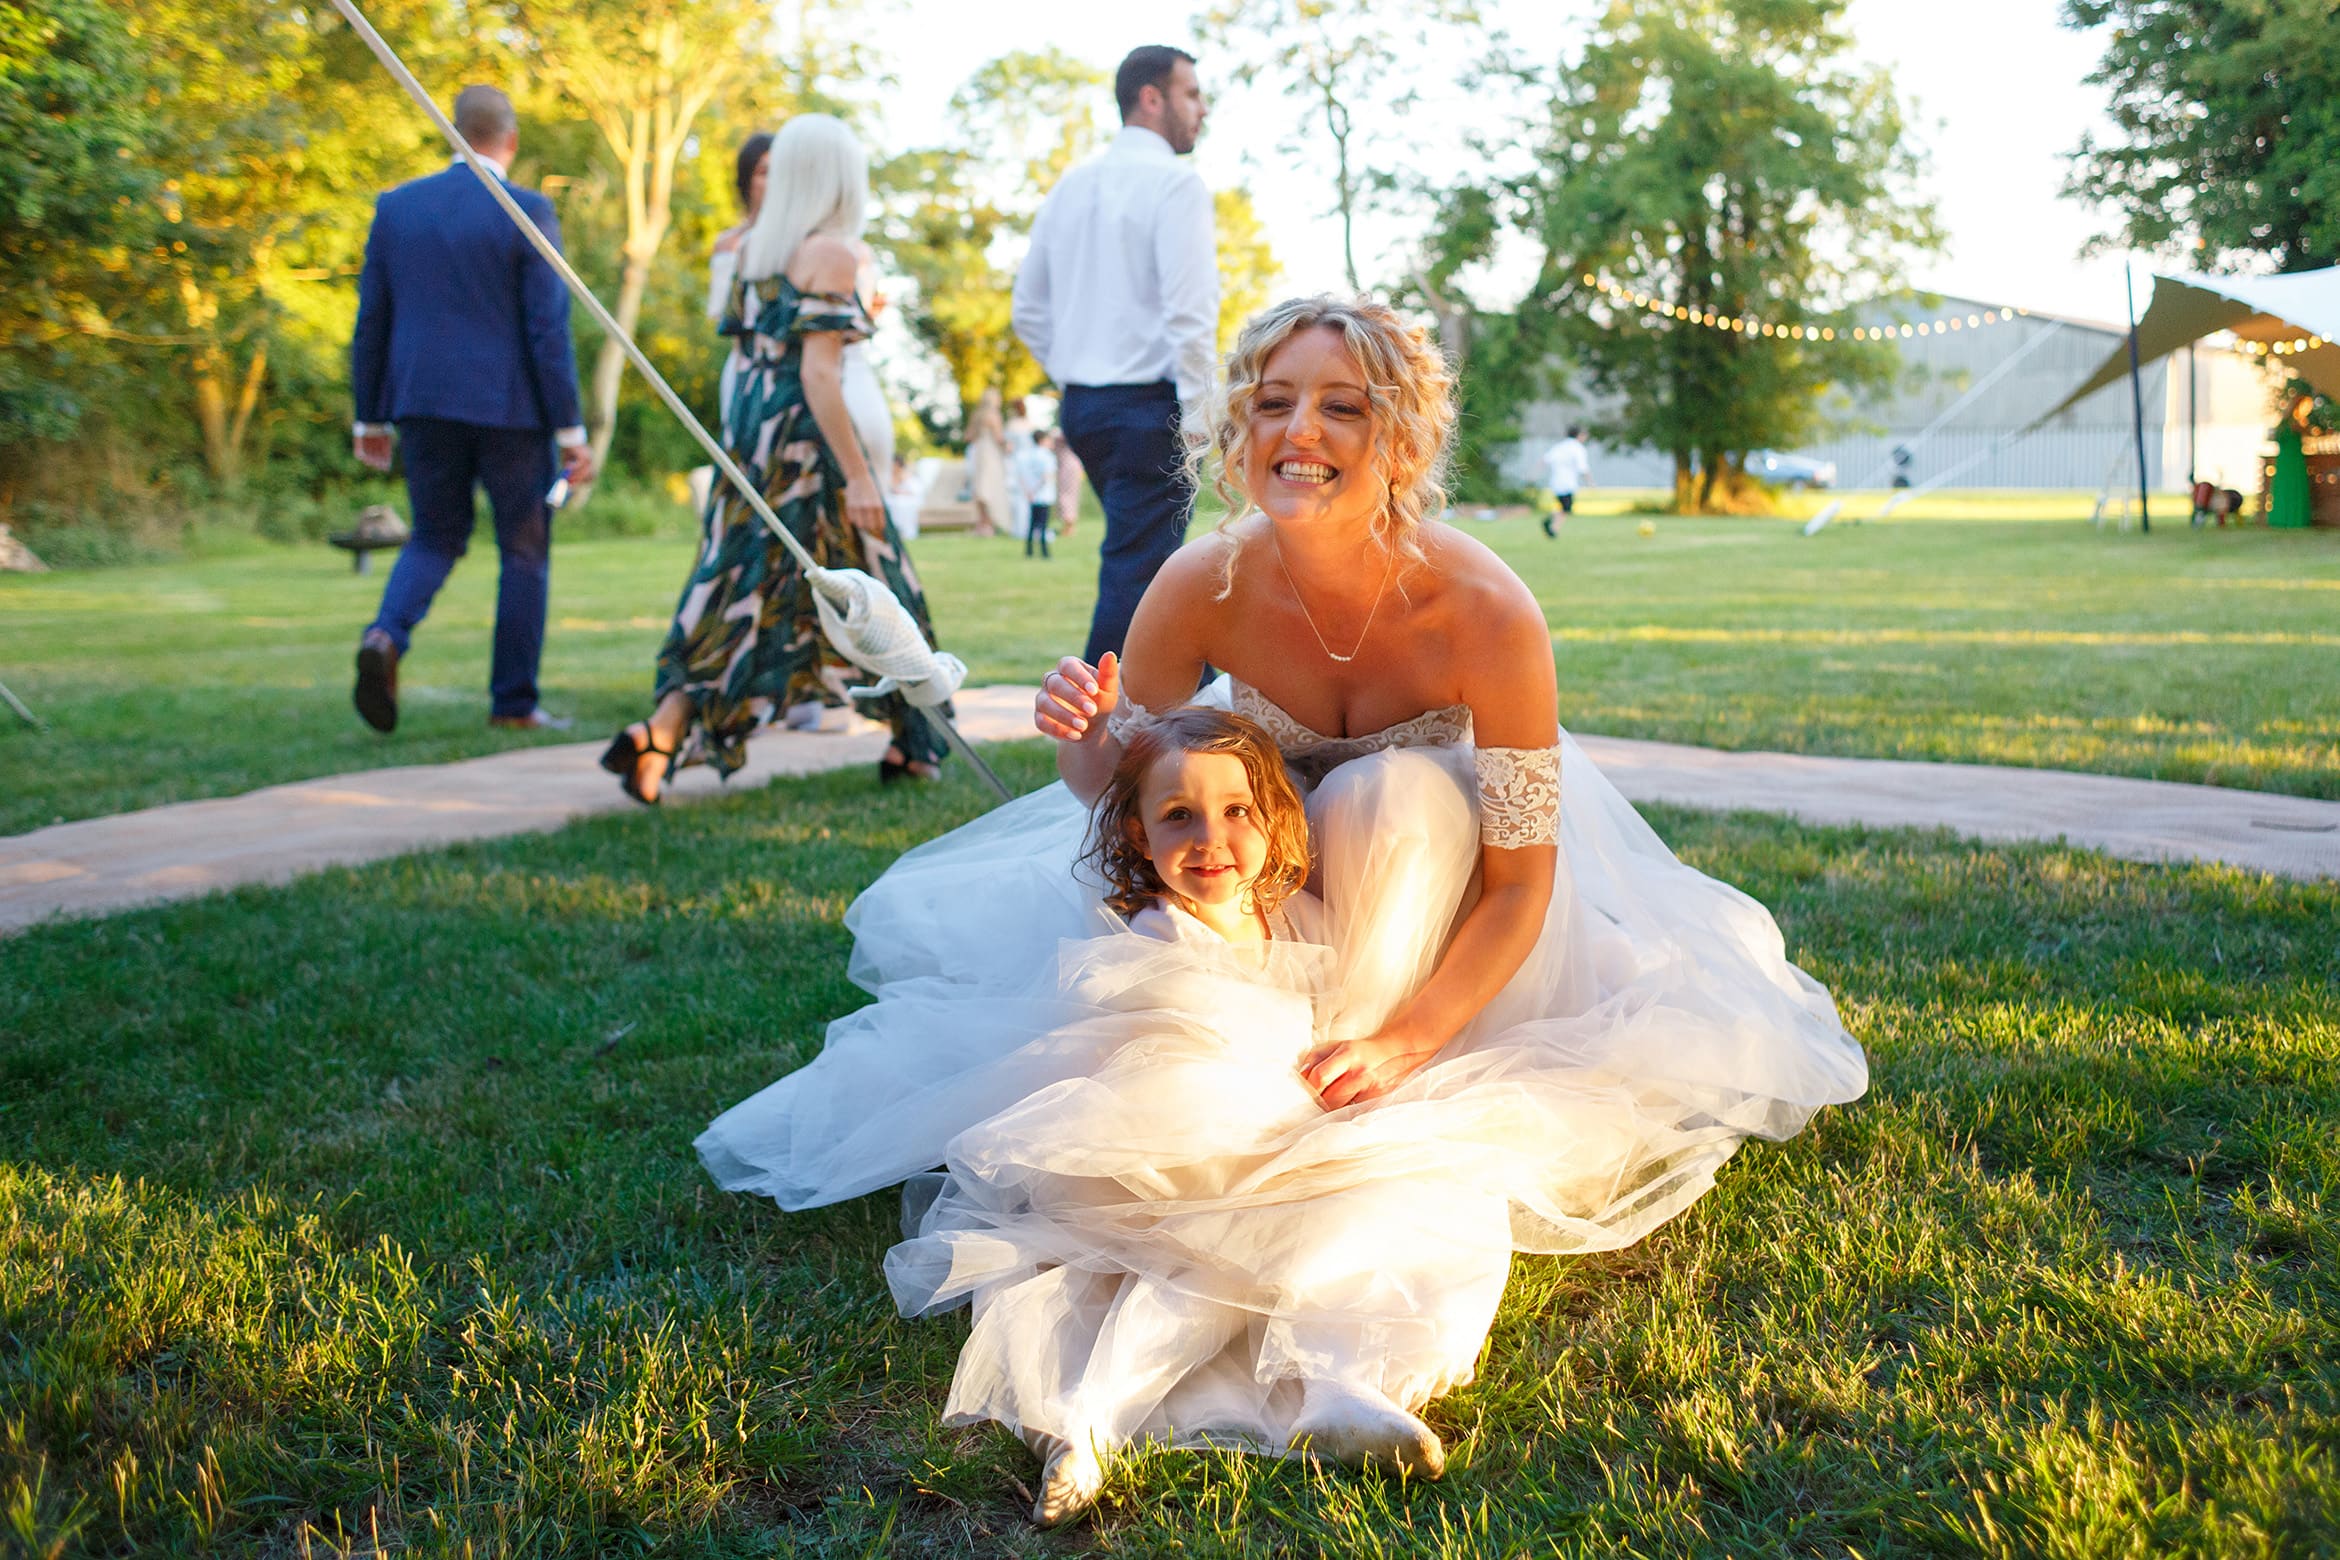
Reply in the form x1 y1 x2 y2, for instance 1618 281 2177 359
2064 0 2340 274
1428 0 1939 509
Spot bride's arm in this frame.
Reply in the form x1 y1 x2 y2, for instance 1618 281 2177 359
1037 542 1221 801
1302 578 1559 1109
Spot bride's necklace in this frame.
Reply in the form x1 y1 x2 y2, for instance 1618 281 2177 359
1272 530 1393 665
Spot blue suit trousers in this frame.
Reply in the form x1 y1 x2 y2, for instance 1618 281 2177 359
1059 381 1192 664
371 418 556 718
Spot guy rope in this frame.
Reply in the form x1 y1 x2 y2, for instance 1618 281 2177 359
327 0 1010 802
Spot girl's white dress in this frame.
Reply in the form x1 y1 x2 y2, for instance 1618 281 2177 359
697 677 1868 1453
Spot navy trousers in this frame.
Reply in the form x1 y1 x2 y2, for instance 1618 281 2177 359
371 418 556 717
1059 381 1191 663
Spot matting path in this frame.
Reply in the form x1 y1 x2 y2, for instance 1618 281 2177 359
3 685 2335 934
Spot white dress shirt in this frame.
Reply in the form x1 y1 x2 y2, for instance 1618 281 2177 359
355 153 585 450
1012 127 1218 418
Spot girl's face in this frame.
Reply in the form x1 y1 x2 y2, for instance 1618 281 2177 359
1130 749 1270 910
746 152 770 217
1244 324 1378 531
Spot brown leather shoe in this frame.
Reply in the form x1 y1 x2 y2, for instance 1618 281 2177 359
354 629 399 733
488 708 573 731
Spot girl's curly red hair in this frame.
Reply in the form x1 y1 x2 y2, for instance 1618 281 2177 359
1081 706 1311 920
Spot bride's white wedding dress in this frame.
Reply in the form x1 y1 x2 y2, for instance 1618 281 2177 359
696 676 1867 1455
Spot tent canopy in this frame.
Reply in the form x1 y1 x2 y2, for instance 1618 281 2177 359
2036 267 2340 425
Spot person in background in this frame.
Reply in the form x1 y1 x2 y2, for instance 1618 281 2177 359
1017 431 1061 559
706 132 773 416
602 113 948 802
2269 394 2314 529
1539 425 1589 538
967 388 1012 538
349 84 594 735
1055 429 1087 538
1013 44 1216 661
888 452 927 540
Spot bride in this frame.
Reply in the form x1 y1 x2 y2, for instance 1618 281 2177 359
697 295 1868 1522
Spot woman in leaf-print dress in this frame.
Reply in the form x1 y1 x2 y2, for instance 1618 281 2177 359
602 114 949 804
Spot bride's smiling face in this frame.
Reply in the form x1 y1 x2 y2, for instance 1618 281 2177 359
1245 325 1378 531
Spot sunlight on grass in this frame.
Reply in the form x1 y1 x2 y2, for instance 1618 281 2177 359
2 751 2334 1555
2 502 2337 831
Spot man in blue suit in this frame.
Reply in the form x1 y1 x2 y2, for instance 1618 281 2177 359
350 84 595 733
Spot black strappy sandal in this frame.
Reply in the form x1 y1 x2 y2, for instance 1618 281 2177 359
878 747 936 786
601 722 673 806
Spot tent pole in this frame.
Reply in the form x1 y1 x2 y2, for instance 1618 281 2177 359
2125 264 2152 533
2186 340 2198 491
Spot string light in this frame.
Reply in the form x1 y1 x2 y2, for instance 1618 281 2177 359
2240 335 2329 357
1577 273 2028 343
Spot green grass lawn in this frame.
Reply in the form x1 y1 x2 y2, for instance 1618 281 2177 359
2 747 2334 1556
2 493 2336 834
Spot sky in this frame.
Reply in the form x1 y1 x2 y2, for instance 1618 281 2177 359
857 0 2143 328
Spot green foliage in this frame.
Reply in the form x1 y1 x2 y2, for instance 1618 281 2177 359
1200 0 1482 293
878 49 1106 432
0 0 160 444
2064 0 2340 273
1214 186 1282 353
1427 0 1938 511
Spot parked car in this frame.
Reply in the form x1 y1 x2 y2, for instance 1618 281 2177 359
1747 450 1838 489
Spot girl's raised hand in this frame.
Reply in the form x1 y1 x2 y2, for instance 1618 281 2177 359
1034 650 1119 743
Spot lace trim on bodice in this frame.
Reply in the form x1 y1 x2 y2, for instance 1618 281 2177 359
1229 680 1472 768
1110 682 1560 848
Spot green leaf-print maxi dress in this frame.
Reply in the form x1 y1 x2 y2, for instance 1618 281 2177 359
654 278 950 777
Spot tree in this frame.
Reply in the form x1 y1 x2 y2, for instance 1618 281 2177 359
1215 186 1282 350
1429 0 1937 510
1199 0 1480 292
509 0 767 480
879 49 1104 429
2064 0 2340 274
0 0 161 446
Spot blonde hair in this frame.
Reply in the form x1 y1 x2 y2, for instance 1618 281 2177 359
1082 707 1312 920
1190 295 1456 595
740 114 868 283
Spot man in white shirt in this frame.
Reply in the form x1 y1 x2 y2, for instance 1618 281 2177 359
1012 45 1216 661
1540 425 1591 538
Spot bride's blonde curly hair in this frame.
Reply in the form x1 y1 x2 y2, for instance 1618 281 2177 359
1187 295 1456 596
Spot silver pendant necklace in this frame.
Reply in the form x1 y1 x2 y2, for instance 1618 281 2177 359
1272 529 1393 664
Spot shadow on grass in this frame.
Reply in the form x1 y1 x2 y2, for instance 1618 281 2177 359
3 765 2337 1554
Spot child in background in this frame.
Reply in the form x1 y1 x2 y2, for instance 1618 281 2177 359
1016 431 1062 558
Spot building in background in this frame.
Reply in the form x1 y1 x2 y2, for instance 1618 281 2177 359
1511 293 2275 493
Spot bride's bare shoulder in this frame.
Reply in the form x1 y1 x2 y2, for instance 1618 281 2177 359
1419 522 1543 633
1150 522 1255 605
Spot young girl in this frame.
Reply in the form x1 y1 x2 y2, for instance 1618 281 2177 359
882 709 1448 1523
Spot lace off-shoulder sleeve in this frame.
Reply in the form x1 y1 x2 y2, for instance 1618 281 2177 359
1475 744 1561 848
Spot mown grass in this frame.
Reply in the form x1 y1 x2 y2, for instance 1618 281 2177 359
2 494 2337 834
3 743 2336 1556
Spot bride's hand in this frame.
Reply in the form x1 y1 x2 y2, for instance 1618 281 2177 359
1033 650 1119 743
1299 1027 1443 1110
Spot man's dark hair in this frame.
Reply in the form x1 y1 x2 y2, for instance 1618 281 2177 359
734 131 773 212
1567 425 1584 440
1115 45 1196 121
452 85 518 147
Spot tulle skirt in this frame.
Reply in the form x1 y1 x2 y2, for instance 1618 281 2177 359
696 700 1867 1454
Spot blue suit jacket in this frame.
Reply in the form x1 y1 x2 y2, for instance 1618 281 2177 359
351 165 583 432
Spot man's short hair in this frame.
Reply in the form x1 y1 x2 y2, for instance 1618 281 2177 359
1115 45 1196 121
453 85 518 147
